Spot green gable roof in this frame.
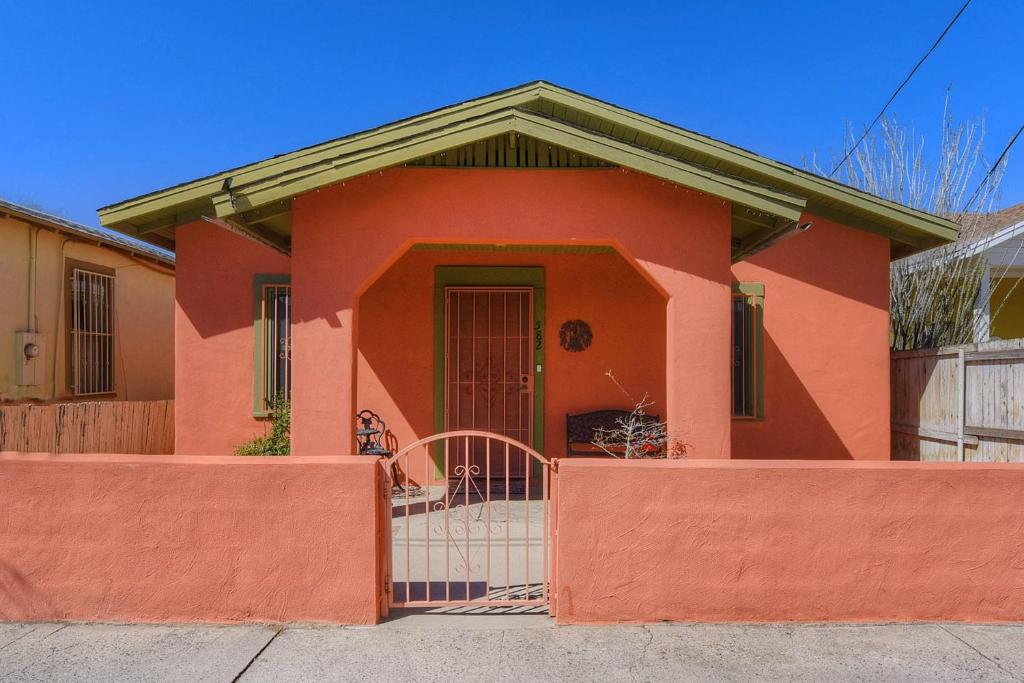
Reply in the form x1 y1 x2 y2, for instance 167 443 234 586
98 81 959 259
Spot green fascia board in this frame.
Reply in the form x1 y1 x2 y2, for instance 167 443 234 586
511 113 806 221
210 109 806 223
98 80 957 248
252 274 291 417
211 111 526 216
806 201 924 248
535 84 960 243
98 84 550 227
433 266 546 477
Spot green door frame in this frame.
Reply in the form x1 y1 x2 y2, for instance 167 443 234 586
434 266 546 477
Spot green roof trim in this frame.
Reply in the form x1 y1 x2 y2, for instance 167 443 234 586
97 81 959 256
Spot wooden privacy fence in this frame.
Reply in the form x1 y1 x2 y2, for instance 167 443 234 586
0 400 173 454
892 339 1023 462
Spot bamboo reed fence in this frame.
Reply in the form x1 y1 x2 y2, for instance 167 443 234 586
892 339 1024 461
0 400 173 454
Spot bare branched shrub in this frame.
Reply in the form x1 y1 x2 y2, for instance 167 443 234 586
811 93 1016 350
591 371 688 459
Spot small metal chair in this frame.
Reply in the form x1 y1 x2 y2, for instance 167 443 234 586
356 409 421 496
356 409 392 456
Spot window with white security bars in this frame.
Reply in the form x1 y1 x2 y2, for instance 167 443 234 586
68 266 116 395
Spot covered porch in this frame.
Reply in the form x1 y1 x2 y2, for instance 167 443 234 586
355 241 669 481
284 164 735 459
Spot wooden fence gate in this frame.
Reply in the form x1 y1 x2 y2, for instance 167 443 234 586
892 339 1023 461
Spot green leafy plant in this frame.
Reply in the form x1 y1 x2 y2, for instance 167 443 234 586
235 397 290 455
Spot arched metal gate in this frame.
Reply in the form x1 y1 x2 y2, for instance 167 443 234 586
381 430 555 614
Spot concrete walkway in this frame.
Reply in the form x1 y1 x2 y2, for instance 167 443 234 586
3 615 1024 682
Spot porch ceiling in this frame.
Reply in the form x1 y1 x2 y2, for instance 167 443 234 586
97 81 960 261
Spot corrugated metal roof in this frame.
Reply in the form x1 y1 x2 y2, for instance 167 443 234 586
0 197 174 266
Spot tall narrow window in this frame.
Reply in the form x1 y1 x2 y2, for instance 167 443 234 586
254 276 291 414
732 283 764 418
67 263 116 395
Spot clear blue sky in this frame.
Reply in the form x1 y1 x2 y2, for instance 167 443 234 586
1 0 1021 229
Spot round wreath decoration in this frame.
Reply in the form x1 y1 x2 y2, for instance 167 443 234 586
559 319 593 352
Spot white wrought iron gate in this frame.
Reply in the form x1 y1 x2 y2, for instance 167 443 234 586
381 430 554 613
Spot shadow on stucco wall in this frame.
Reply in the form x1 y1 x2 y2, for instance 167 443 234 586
732 333 853 459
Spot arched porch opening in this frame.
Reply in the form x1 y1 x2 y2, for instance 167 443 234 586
354 240 668 482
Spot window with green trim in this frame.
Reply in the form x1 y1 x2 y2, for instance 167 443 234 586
732 283 764 419
253 276 291 414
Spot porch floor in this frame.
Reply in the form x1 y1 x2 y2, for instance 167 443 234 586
389 484 548 604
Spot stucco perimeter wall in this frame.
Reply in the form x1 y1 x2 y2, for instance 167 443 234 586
0 453 381 625
555 459 1024 624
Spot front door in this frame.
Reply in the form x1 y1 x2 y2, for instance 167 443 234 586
444 287 533 477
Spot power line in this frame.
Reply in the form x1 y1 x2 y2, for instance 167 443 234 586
961 122 1024 213
830 0 973 177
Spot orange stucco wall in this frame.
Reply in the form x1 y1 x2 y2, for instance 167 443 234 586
8 453 1021 626
555 458 1024 624
731 217 891 459
175 222 290 454
171 167 893 459
357 249 666 469
0 453 381 624
291 168 731 457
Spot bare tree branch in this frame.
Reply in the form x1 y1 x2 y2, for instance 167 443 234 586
811 92 1013 350
590 371 688 459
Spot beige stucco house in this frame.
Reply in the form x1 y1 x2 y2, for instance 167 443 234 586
0 198 175 403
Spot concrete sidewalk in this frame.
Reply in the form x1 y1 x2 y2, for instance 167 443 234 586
2 615 1024 682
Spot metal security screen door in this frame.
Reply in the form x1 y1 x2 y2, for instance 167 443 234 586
444 287 534 477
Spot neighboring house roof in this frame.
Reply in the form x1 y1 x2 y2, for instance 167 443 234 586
969 202 1024 239
964 205 1024 269
0 197 175 267
97 81 960 260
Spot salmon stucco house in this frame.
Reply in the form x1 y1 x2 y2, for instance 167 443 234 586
98 82 959 460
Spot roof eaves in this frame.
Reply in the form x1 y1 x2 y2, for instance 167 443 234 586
534 83 960 241
964 219 1024 255
0 198 175 266
97 81 551 221
97 79 959 246
205 107 807 223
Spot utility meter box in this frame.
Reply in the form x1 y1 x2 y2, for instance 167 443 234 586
14 331 44 386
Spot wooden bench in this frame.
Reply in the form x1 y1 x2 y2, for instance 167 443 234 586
565 410 661 457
